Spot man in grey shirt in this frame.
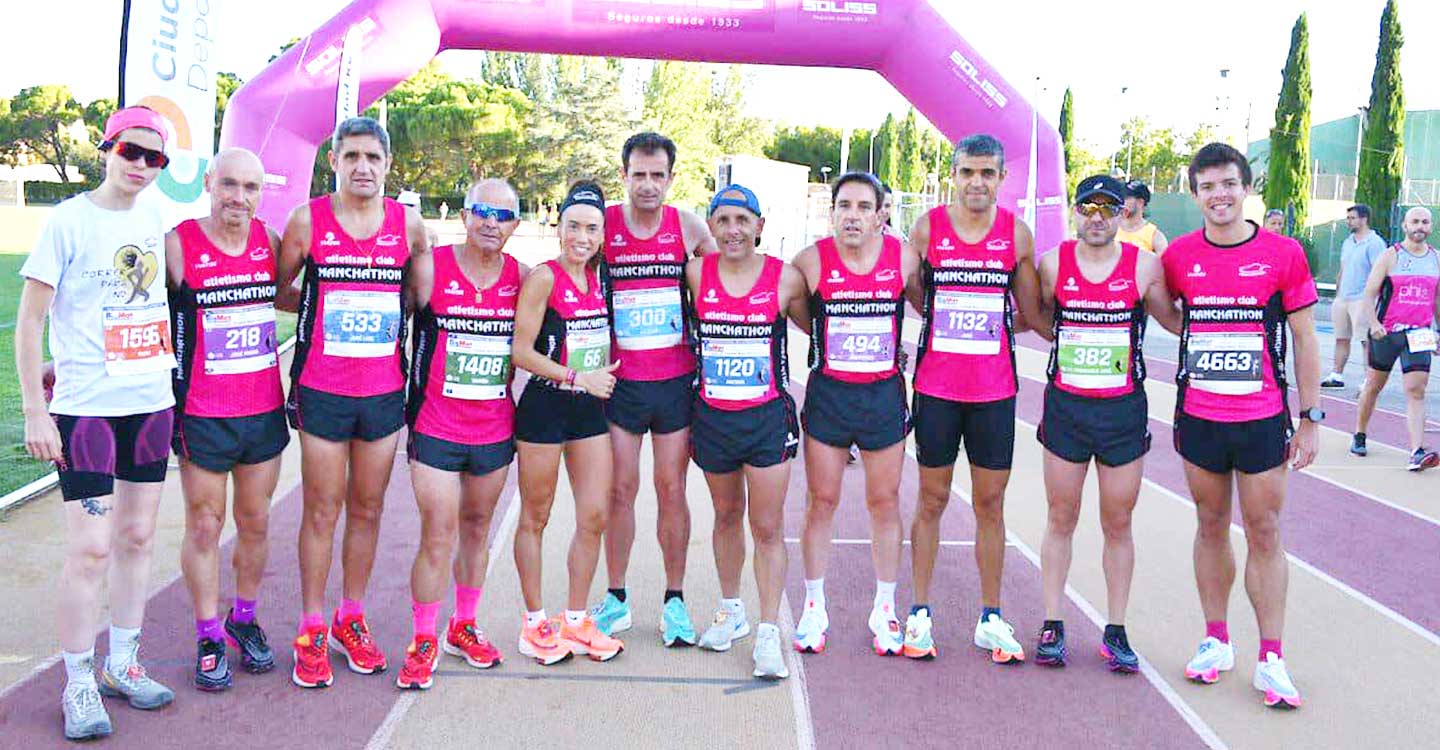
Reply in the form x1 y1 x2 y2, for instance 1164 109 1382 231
1324 203 1389 388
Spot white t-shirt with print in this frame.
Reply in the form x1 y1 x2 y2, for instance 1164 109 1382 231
20 194 176 416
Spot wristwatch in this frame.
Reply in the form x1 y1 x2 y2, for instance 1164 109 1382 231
1298 407 1325 422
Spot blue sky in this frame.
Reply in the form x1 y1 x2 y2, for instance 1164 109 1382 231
3 0 1436 154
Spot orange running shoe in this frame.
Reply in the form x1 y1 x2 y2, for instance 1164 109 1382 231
444 619 502 669
330 612 388 674
395 636 438 690
517 617 573 666
291 627 333 689
560 616 624 662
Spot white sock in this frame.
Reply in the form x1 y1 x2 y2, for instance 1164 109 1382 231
803 578 826 609
63 649 97 689
721 597 745 615
1326 371 1343 380
756 622 779 637
873 580 897 617
106 625 141 673
524 609 547 628
564 609 586 627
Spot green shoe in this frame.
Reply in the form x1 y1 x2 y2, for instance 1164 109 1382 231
588 592 632 636
661 597 697 647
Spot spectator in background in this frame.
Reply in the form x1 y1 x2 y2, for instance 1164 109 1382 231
1116 180 1168 254
439 201 449 222
398 189 439 247
1323 203 1389 389
1263 209 1286 234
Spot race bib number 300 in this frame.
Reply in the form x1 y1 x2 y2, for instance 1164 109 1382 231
702 339 770 402
614 287 683 351
1057 328 1130 390
1186 332 1264 395
322 290 401 358
443 333 511 400
202 303 278 375
824 316 895 373
103 301 176 376
931 291 1004 355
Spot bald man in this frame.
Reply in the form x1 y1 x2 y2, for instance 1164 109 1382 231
1353 207 1440 471
166 147 288 691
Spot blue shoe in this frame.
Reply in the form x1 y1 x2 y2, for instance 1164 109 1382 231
588 592 632 636
661 597 697 647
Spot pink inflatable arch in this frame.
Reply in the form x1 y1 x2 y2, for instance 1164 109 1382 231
222 0 1065 250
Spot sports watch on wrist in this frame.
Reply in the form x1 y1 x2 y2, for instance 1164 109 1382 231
1298 407 1325 422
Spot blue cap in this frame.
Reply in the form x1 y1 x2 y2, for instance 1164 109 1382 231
709 184 762 218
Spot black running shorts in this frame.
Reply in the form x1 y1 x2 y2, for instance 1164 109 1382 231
55 409 173 502
408 432 515 475
1037 387 1150 467
174 409 290 473
287 386 404 443
1368 330 1433 374
515 384 610 444
604 373 695 435
691 396 799 474
912 392 1015 470
800 371 910 452
1174 410 1290 475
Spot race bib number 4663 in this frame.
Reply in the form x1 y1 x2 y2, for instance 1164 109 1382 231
103 301 176 376
1186 332 1264 395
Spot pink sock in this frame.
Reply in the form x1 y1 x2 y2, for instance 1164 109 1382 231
232 597 258 624
299 612 324 636
338 598 364 620
412 600 441 638
453 585 482 624
195 617 223 643
1259 639 1283 660
1205 620 1229 644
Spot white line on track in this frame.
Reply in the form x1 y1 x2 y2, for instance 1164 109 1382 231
782 538 1014 547
364 482 522 750
776 592 816 750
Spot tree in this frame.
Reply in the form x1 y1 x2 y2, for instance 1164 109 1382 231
1111 117 1187 188
1059 87 1074 190
644 61 723 209
879 114 900 187
764 125 842 182
709 65 772 161
895 108 923 193
214 72 242 150
522 57 636 206
1357 0 1405 241
1 85 88 184
1262 14 1312 236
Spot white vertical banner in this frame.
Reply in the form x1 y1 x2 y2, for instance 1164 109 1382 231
119 0 221 230
336 24 364 126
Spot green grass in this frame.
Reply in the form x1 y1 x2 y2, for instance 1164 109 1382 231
1 254 298 497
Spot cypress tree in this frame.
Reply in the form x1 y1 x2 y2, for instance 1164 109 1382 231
1356 0 1405 241
897 108 922 193
1059 87 1074 178
1262 14 1312 236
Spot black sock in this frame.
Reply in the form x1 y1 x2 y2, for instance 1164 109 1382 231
664 589 683 603
1043 619 1064 634
609 588 627 604
1104 624 1126 640
909 603 929 617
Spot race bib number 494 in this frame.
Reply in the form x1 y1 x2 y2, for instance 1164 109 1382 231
824 316 894 373
1186 332 1264 395
103 301 176 376
931 290 1004 355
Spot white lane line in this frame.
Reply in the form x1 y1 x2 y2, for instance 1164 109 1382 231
777 592 816 750
364 482 522 750
782 538 1012 547
917 446 1228 750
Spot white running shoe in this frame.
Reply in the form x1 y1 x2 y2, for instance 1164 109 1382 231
698 606 751 652
792 603 829 653
1183 637 1235 684
1252 652 1302 708
752 624 790 679
973 614 1025 663
868 605 903 656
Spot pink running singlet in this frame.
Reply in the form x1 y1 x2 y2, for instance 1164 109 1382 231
809 235 905 385
534 260 611 389
1376 244 1439 332
694 254 789 411
603 204 693 381
1046 241 1146 399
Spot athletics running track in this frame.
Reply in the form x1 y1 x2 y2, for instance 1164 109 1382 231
2 241 1437 749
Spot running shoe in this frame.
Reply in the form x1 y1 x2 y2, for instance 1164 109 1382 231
1407 447 1439 472
62 683 112 741
330 611 388 674
752 624 790 680
1350 433 1368 457
98 661 174 710
560 616 625 661
1035 622 1067 667
902 608 937 660
395 636 438 691
792 603 829 654
1253 652 1303 709
517 617 573 666
589 591 632 636
444 619 502 669
1183 636 1235 684
224 611 275 674
973 614 1025 664
869 605 903 656
1100 629 1140 673
661 597 698 647
291 626 333 688
699 606 751 652
194 637 232 692
1320 375 1345 389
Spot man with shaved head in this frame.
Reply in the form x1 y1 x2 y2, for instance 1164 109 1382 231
1353 206 1440 471
395 177 528 689
166 146 287 691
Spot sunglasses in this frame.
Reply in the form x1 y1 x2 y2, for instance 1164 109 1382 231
108 140 170 169
465 203 517 222
1075 201 1122 219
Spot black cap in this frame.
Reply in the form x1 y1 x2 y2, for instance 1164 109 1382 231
1075 175 1126 205
1124 179 1151 203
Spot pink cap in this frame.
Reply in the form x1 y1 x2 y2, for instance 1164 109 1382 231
103 106 169 148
